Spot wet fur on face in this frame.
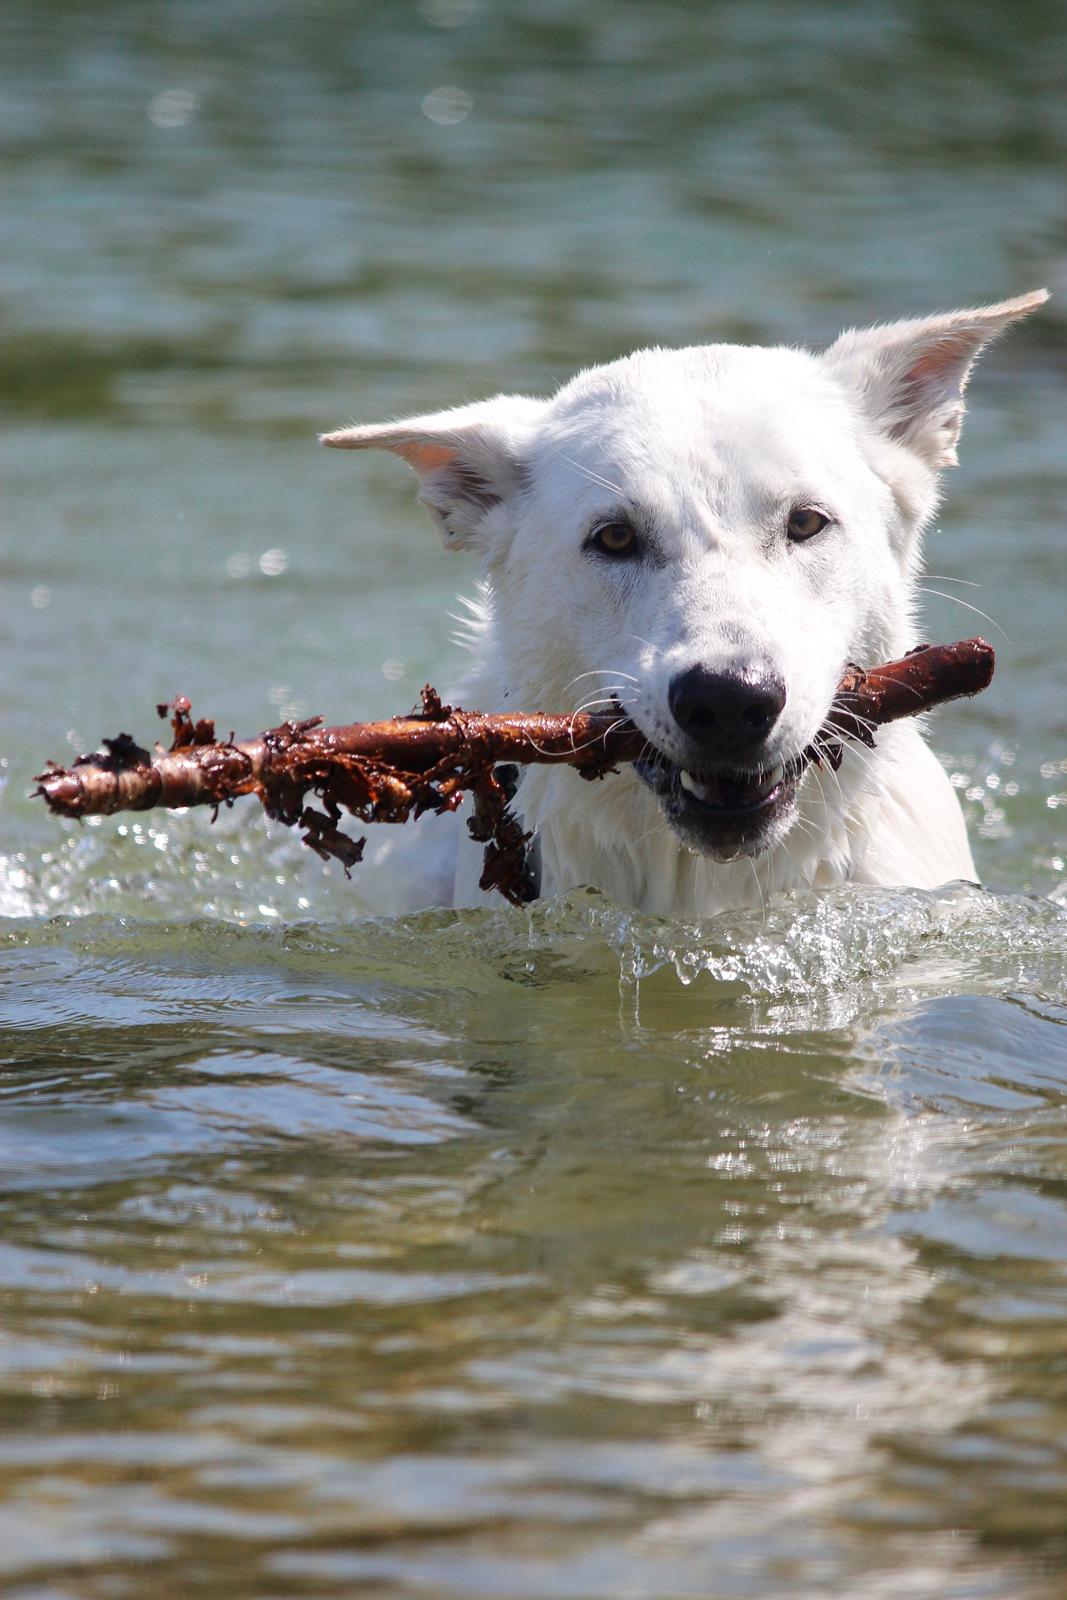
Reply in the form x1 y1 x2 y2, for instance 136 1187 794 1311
323 291 1047 915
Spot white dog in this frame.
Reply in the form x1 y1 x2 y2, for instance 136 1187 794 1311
323 291 1047 916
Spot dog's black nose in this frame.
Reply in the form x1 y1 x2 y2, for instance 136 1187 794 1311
668 664 786 754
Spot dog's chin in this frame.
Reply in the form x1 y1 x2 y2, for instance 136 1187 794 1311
633 749 800 861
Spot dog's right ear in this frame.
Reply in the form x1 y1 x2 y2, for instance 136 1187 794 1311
321 395 544 552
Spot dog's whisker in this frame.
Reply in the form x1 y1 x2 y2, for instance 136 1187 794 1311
805 745 865 826
569 685 636 705
553 450 629 498
747 857 766 922
561 668 639 695
916 587 1010 641
622 743 671 851
522 711 635 761
569 691 636 718
806 764 837 815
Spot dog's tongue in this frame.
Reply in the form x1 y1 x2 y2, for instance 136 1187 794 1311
679 767 780 809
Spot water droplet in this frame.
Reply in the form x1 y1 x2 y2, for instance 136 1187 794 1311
258 548 288 577
147 87 200 129
421 86 473 125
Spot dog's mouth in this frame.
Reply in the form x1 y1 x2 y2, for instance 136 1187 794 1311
633 747 804 859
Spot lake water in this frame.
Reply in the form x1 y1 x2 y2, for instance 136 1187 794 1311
3 2 1067 1595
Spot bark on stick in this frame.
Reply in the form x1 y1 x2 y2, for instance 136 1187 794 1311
35 638 994 904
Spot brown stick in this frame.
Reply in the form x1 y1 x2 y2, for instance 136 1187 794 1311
822 637 995 747
34 639 994 905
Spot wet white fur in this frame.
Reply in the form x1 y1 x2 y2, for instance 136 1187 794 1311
323 291 1047 916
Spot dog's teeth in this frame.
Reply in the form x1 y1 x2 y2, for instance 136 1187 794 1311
681 771 729 806
680 767 783 806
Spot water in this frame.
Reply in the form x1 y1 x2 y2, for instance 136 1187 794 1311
3 1 1067 1595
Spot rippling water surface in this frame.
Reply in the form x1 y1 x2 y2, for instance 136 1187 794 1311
3 2 1067 1595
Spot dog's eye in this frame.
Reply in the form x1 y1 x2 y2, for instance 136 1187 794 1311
787 507 830 542
589 521 639 558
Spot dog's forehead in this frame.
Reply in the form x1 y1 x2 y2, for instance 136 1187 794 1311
535 343 855 495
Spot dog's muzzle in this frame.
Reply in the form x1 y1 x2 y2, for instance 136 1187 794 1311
624 664 800 857
633 747 803 860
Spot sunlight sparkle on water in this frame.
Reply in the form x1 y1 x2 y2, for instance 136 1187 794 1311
421 86 474 125
147 88 199 128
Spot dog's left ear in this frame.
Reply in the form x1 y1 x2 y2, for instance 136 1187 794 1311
821 289 1048 468
320 395 544 551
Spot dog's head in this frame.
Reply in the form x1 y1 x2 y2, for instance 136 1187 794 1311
324 292 1045 862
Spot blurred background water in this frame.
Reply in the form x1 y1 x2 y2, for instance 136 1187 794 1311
2 1 1067 1595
